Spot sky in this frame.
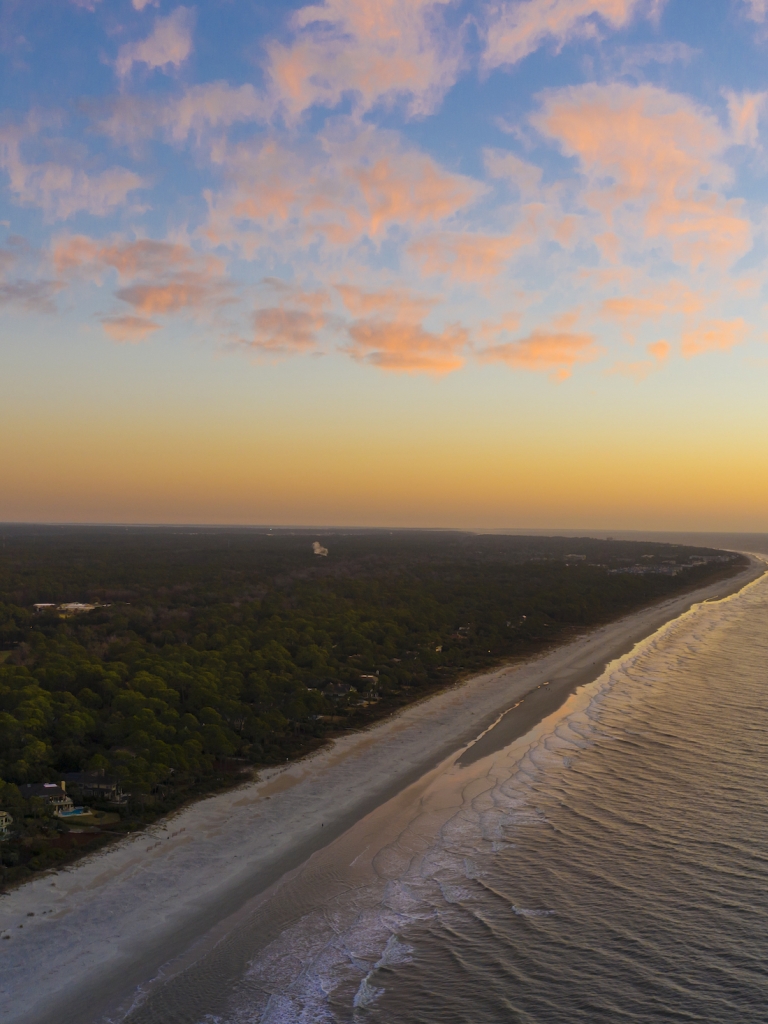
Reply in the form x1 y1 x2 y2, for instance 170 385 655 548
1 0 768 530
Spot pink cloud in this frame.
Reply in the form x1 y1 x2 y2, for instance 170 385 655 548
203 128 481 255
244 281 330 356
480 328 600 380
0 126 144 221
115 7 195 80
647 339 670 361
484 149 544 197
478 312 522 340
552 215 580 247
482 0 655 72
117 278 230 315
96 83 266 148
346 319 467 374
534 83 751 270
681 318 747 357
264 0 462 120
743 0 768 21
53 236 221 281
101 315 160 343
249 308 325 355
600 283 706 324
354 152 481 236
606 339 669 380
336 284 435 321
0 279 62 313
725 90 767 146
53 235 233 320
0 235 62 313
408 229 530 281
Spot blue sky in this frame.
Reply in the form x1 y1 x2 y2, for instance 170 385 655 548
2 0 768 528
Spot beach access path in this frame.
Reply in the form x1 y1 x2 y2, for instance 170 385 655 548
1 556 764 1024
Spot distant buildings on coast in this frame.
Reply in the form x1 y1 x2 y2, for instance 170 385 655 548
32 602 108 616
606 554 735 577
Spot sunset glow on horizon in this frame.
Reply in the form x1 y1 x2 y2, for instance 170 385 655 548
2 0 768 531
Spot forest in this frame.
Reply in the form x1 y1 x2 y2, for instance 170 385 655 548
0 526 745 886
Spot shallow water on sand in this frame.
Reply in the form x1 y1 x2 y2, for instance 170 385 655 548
122 571 768 1024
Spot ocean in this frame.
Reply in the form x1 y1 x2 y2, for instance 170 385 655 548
119 568 768 1024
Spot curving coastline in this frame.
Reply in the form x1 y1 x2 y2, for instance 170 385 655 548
0 555 764 1024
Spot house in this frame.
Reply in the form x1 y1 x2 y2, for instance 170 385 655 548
0 810 12 836
323 682 354 698
60 770 125 803
33 603 57 612
19 783 74 815
358 674 380 698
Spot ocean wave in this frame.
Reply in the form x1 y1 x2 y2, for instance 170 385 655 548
192 573 768 1023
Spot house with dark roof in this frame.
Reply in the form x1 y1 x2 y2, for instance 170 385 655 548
60 771 125 803
19 783 74 814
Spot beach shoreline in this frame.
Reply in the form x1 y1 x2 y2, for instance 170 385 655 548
1 556 764 1024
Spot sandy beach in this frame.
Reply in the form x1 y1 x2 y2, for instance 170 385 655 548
0 558 764 1024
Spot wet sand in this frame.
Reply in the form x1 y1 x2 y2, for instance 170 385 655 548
0 558 763 1024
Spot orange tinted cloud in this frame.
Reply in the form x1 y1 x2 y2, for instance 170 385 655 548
483 149 543 197
535 83 751 270
480 329 600 380
203 140 309 248
346 319 467 374
726 90 767 146
96 83 266 147
648 339 670 361
408 230 527 280
681 318 747 357
600 282 706 323
0 235 61 312
101 315 160 343
601 295 666 321
265 0 461 119
606 339 670 380
203 128 480 254
552 214 580 247
53 234 233 320
482 0 651 71
116 277 231 315
0 278 61 313
53 236 216 280
249 308 325 355
336 284 435 320
0 126 144 221
743 0 768 22
354 152 481 236
477 311 522 341
115 6 195 79
245 281 330 356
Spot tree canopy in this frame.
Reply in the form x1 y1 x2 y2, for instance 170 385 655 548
0 526 744 886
